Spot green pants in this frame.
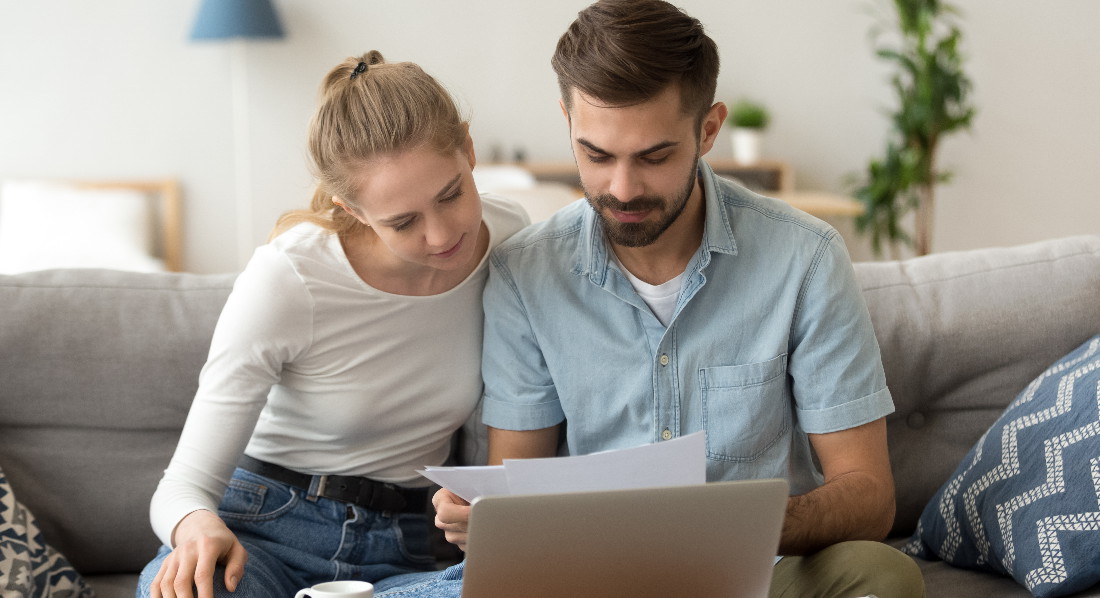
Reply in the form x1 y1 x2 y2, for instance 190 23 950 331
770 541 925 598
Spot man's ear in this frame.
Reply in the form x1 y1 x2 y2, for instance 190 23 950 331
559 98 571 126
698 101 728 157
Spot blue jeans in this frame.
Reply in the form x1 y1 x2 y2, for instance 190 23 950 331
136 468 438 598
373 562 464 597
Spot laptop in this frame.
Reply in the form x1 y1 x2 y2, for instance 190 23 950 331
461 478 789 598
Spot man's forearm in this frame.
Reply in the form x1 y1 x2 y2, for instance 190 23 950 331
779 470 895 555
487 425 560 464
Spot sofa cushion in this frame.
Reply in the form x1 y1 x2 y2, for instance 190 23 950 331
0 269 236 574
855 235 1100 536
0 465 94 597
903 335 1100 598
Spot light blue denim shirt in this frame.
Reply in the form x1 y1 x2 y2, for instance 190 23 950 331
481 161 893 495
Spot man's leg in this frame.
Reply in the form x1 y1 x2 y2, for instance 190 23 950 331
769 541 925 598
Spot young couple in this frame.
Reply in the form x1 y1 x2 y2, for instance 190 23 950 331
138 1 924 597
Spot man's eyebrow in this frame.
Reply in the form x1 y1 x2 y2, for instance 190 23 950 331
576 138 679 158
378 173 462 225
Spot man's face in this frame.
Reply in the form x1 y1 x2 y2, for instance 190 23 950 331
564 85 703 248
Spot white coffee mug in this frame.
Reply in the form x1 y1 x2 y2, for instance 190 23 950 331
294 580 374 598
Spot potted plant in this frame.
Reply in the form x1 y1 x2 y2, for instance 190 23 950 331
727 99 769 164
851 0 976 257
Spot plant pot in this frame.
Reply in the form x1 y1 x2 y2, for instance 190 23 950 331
730 128 763 164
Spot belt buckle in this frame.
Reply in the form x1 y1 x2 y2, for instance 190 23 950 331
316 474 330 499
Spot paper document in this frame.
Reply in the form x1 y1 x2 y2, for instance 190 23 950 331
419 431 706 502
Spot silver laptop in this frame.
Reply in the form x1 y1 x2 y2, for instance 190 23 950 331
461 478 789 598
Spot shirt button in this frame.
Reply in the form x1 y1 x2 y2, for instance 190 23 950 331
659 354 670 366
661 428 672 441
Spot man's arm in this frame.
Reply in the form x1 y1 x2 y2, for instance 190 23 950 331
779 418 895 555
486 425 560 464
433 425 561 550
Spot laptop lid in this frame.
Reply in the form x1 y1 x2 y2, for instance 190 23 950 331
461 478 789 598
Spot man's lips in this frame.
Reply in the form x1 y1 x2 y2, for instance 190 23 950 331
610 209 652 223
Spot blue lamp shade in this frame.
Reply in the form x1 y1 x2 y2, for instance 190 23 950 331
190 0 285 40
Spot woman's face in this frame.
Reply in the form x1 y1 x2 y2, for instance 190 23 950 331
339 137 483 273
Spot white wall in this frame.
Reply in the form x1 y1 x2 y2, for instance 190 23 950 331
1 1 1097 272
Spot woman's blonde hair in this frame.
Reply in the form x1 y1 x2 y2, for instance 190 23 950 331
272 51 468 239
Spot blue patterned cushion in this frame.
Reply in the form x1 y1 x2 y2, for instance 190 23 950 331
0 467 94 598
905 335 1100 597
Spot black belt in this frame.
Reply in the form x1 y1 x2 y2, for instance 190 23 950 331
238 455 428 514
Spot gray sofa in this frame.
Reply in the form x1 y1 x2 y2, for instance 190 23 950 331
1 234 1098 598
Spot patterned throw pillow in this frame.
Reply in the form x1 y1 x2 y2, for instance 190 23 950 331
904 335 1100 598
0 467 95 598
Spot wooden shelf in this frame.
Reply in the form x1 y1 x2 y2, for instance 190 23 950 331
515 159 861 219
521 159 793 194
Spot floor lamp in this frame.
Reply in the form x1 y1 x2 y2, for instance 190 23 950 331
190 0 285 267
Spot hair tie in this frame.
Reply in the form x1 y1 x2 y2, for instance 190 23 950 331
349 61 368 80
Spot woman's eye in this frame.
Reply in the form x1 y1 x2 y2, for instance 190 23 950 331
440 189 463 203
392 218 415 232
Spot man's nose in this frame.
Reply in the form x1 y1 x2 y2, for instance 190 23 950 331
608 162 644 204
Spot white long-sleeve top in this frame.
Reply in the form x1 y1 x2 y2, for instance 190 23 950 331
150 194 529 547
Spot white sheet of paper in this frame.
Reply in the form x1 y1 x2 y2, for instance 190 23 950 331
419 431 706 501
418 465 509 503
503 431 706 495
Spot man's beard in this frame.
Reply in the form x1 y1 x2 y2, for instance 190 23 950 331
585 155 699 248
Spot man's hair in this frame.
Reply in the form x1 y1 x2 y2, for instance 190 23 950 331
552 0 720 124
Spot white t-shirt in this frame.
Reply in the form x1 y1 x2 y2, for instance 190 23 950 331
614 255 686 328
150 194 528 546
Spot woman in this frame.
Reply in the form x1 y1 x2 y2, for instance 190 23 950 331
137 51 528 598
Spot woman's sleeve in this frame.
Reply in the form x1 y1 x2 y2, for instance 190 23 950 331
149 247 314 547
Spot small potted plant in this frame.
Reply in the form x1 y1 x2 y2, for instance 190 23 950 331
727 99 769 164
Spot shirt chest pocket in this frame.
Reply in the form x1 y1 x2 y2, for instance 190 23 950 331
699 354 790 462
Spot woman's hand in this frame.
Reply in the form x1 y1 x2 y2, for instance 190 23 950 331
151 509 249 598
432 488 472 552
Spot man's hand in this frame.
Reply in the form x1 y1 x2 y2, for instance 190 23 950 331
151 509 248 598
433 488 472 551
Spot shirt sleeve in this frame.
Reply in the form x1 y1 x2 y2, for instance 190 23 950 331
480 248 566 431
149 246 313 547
788 231 894 434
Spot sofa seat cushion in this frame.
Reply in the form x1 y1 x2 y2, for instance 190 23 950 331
904 335 1100 597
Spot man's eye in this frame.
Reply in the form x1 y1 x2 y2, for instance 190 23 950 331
585 153 609 164
643 155 669 165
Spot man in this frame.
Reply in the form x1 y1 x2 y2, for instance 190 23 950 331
427 1 924 596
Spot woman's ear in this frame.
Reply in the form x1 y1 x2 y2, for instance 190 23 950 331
333 198 370 225
462 125 477 169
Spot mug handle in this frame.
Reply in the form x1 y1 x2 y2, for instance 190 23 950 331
294 592 312 598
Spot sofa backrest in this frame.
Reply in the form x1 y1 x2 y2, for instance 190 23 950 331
854 235 1100 537
0 269 236 573
3 236 1098 570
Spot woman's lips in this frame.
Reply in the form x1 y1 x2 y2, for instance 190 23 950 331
433 235 465 258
